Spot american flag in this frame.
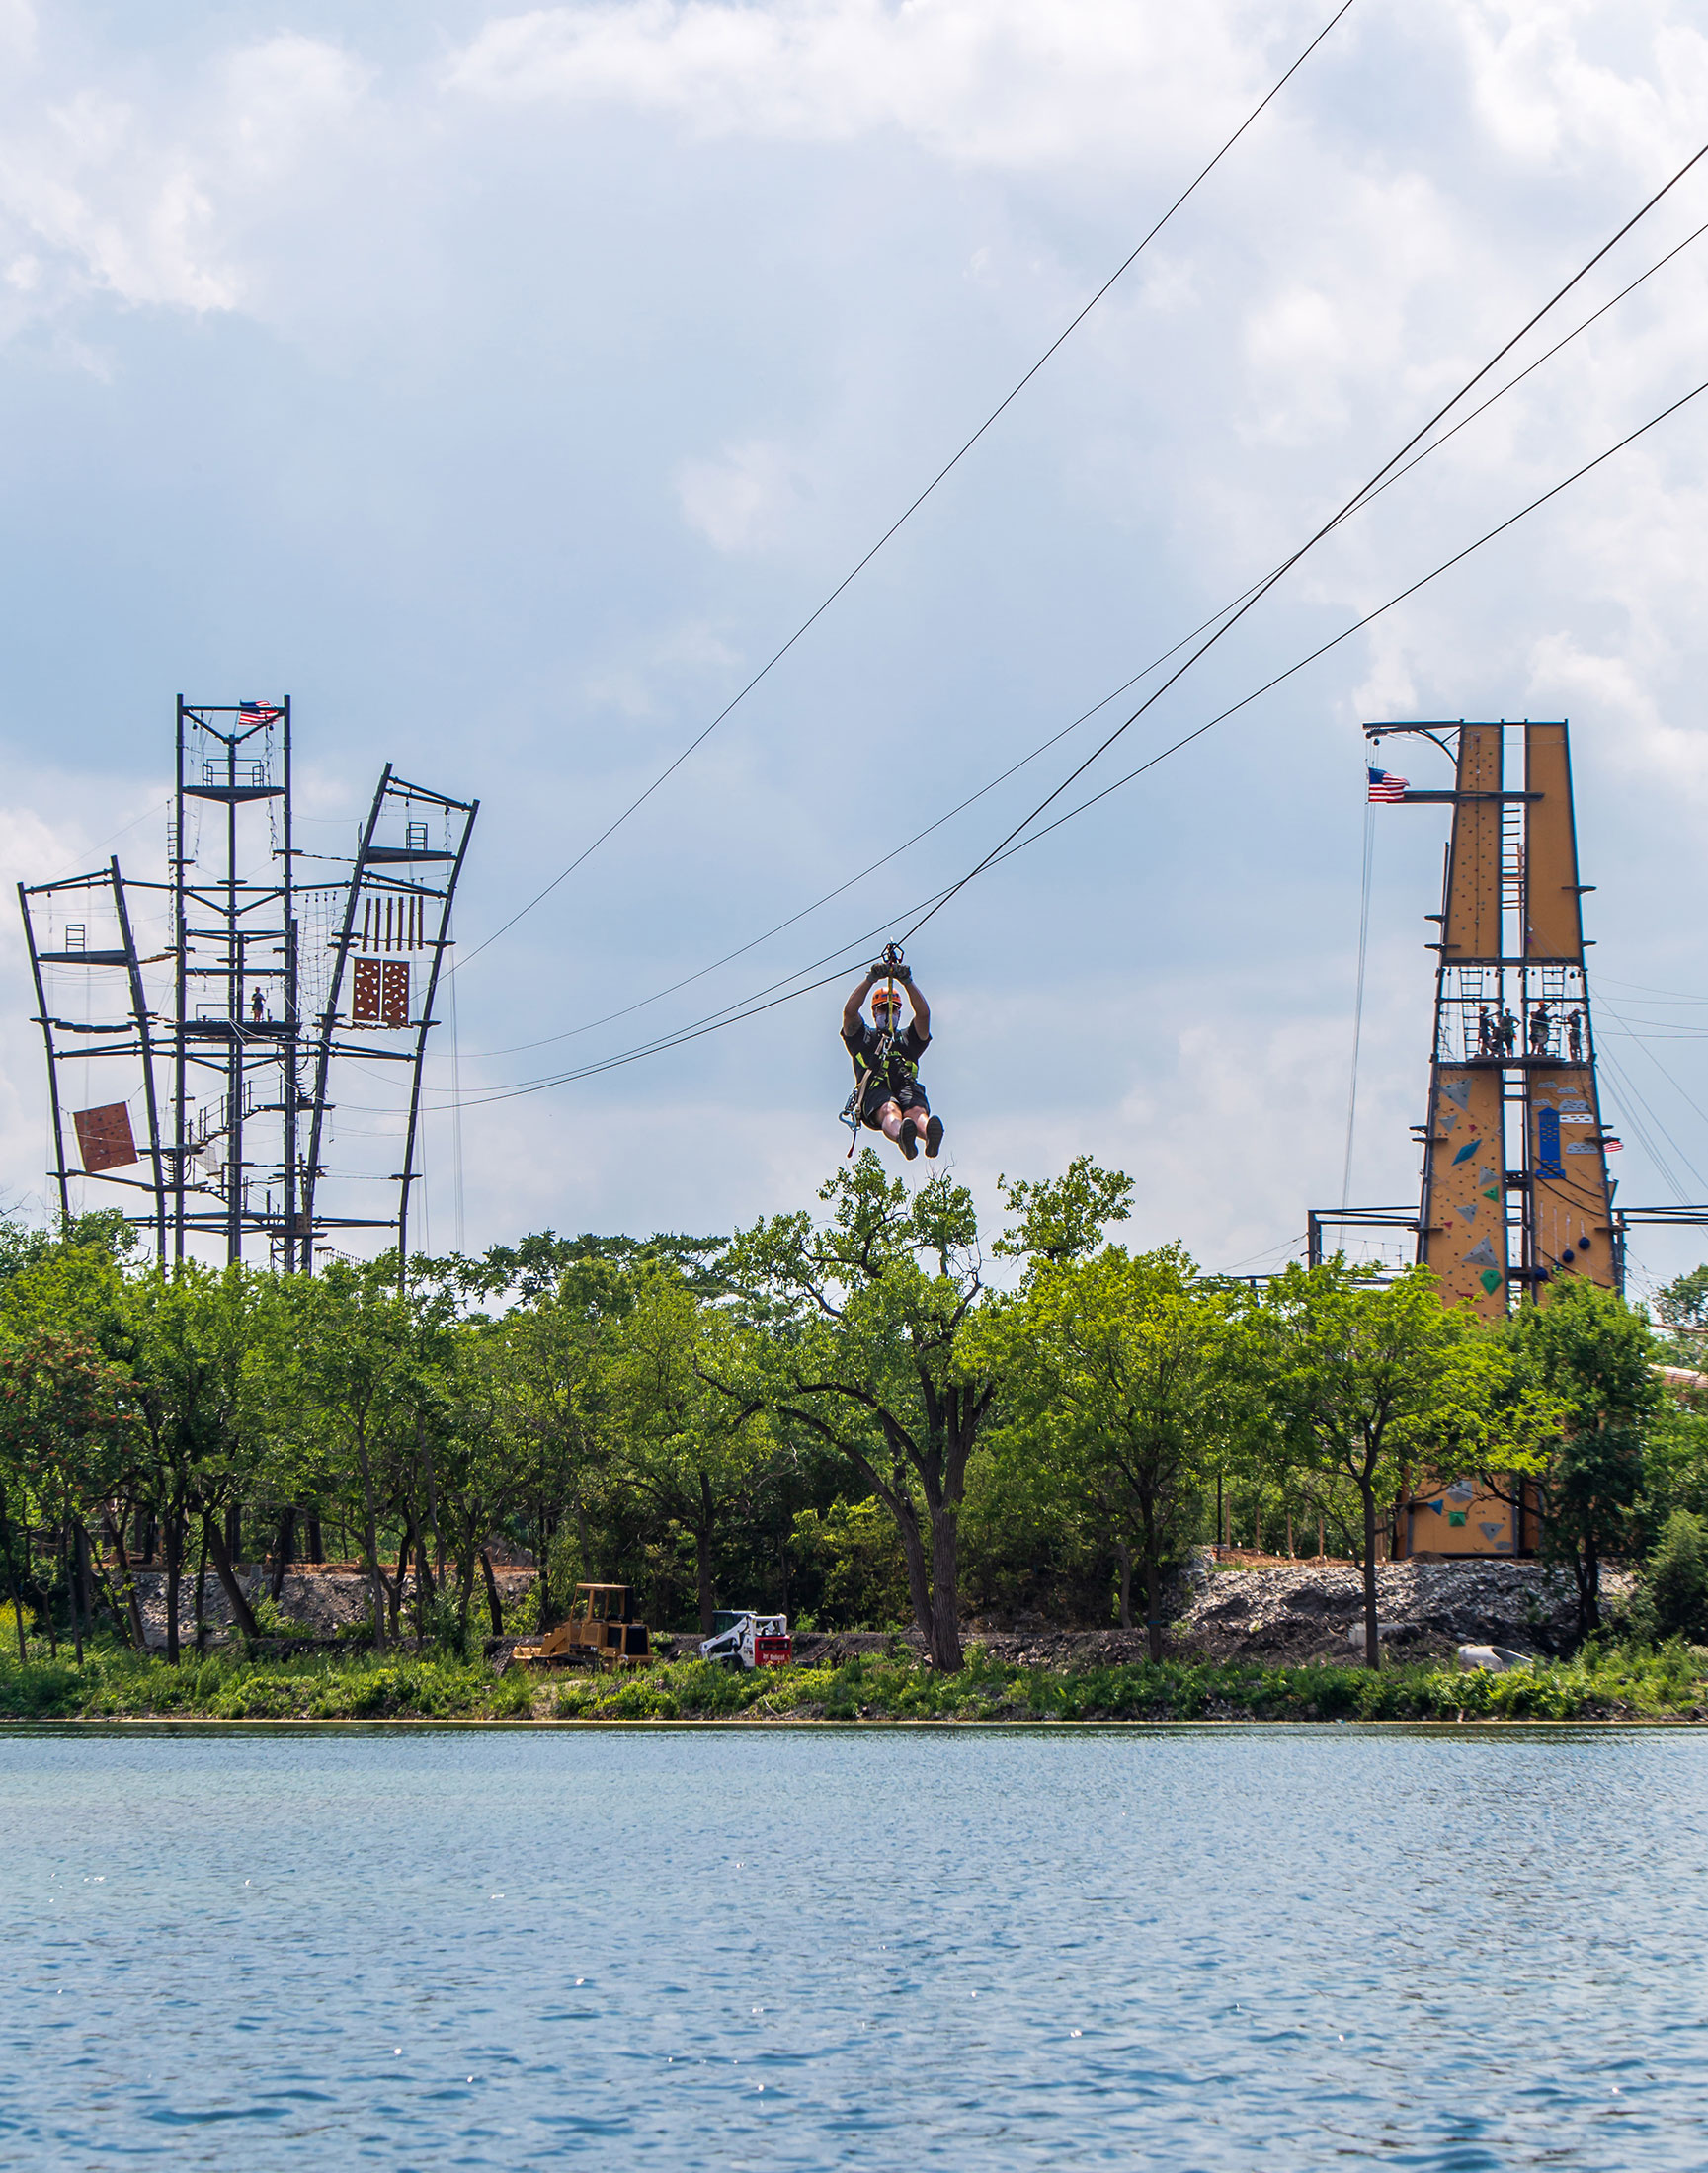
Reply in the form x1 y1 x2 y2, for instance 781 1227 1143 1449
239 700 282 725
1367 765 1409 803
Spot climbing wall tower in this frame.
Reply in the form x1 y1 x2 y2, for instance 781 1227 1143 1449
1353 718 1617 1559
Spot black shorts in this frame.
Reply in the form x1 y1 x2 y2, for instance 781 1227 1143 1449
859 1079 929 1129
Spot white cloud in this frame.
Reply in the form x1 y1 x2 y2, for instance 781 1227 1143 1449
677 439 809 552
447 0 1273 168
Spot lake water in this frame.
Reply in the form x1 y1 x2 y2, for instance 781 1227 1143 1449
0 1725 1702 2170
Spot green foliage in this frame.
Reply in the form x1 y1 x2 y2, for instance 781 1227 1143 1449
1505 1280 1663 1633
789 1498 911 1628
976 1241 1226 1651
0 1174 1693 1686
0 1635 1703 1723
992 1158 1134 1263
1628 1511 1708 1645
1651 1260 1703 1338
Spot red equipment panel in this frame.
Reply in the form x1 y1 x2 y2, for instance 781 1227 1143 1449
380 960 410 1028
352 956 380 1024
73 1103 137 1172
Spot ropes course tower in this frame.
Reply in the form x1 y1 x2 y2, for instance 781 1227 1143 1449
1312 719 1619 1311
1310 717 1677 1559
1398 717 1616 1312
20 697 477 1270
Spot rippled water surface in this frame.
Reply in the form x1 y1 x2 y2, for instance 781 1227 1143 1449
0 1725 1703 2169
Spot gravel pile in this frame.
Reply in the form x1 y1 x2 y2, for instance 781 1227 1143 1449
1174 1553 1633 1662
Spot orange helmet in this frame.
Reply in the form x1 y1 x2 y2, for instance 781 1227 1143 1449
870 985 904 1016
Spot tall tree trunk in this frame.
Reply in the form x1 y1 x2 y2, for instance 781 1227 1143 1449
164 1505 182 1665
457 1549 476 1629
46 1525 61 1658
892 1498 935 1652
304 1511 323 1565
68 1522 85 1666
696 1471 717 1635
1286 1510 1295 1559
1254 1499 1262 1555
224 1503 242 1569
1143 1542 1165 1664
480 1549 504 1635
572 1488 591 1569
203 1513 261 1639
269 1507 295 1603
193 1524 209 1658
926 1498 963 1672
532 1511 552 1632
1577 1534 1601 1637
414 1518 436 1642
1318 1515 1326 1560
105 1512 146 1650
76 1521 95 1640
389 1524 409 1638
418 1417 444 1581
0 1497 28 1661
1361 1483 1381 1669
1115 1539 1133 1631
352 1420 388 1651
85 1523 134 1650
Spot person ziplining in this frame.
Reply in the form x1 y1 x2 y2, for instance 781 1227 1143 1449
840 947 944 1161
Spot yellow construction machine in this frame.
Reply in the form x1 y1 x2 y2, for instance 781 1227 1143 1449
510 1583 652 1670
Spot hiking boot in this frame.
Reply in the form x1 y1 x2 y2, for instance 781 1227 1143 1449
925 1115 944 1159
897 1124 919 1161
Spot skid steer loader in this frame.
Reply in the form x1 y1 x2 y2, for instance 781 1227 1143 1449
698 1609 791 1669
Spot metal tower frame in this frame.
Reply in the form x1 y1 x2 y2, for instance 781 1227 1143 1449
19 696 477 1271
1323 718 1620 1317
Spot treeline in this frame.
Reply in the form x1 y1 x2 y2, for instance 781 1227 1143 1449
1 1153 1705 1674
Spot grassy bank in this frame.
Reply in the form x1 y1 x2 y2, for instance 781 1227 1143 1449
0 1640 1705 1723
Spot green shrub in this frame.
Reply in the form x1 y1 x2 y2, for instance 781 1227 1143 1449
592 1678 680 1720
1639 1512 1708 1644
489 1672 535 1719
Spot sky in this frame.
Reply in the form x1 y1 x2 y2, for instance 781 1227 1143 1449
3 0 1708 1297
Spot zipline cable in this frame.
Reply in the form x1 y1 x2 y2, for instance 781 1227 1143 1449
447 0 1362 981
452 203 1708 1065
898 136 1708 944
425 371 1708 1112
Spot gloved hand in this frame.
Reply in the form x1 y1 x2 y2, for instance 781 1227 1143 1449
865 962 890 982
891 963 912 984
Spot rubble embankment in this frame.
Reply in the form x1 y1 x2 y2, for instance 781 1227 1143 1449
782 1556 1633 1670
1168 1553 1633 1664
125 1563 536 1650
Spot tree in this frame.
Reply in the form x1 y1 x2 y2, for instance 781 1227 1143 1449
609 1270 773 1633
289 1260 418 1650
1246 1262 1507 1667
118 1265 284 1659
0 1332 137 1660
980 1242 1223 1656
1653 1263 1708 1360
488 1252 633 1628
1631 1509 1708 1644
724 1155 1002 1671
1504 1279 1662 1636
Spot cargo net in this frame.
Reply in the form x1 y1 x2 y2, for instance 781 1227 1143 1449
296 885 347 1029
